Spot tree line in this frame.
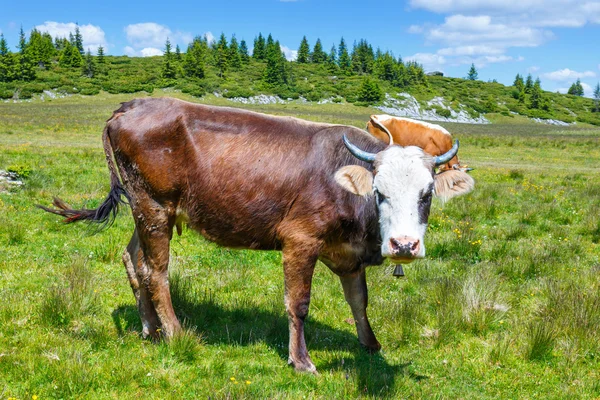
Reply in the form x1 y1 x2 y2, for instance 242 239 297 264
0 27 428 102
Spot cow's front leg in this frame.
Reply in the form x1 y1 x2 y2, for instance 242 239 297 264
339 269 381 352
282 239 319 373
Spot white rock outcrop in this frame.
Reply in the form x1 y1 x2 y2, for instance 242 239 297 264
376 93 490 124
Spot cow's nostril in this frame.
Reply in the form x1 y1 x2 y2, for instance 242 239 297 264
411 240 420 251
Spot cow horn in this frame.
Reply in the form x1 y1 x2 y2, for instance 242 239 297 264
434 140 459 166
370 116 394 146
343 134 376 163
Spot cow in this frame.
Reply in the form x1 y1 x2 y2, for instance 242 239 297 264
366 114 470 172
39 97 473 373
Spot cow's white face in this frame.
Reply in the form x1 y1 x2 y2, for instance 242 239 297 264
335 139 473 263
373 146 433 261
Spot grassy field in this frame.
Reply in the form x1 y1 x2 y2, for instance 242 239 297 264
1 92 600 399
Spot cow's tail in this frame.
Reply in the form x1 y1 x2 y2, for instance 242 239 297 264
37 125 129 229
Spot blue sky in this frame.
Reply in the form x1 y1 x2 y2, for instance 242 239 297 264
2 0 599 96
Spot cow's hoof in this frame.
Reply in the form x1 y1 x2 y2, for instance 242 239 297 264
361 340 382 354
289 358 318 374
142 326 162 342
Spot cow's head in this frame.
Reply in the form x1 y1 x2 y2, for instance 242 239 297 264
335 135 473 263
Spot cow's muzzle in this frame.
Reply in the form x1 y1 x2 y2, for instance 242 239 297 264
389 236 421 260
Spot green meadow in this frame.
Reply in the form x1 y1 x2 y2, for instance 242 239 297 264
1 92 599 399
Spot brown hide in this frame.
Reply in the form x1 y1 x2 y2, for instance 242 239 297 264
108 98 384 253
366 115 461 171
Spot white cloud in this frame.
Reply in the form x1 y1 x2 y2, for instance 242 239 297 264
406 53 446 71
541 68 597 81
140 47 163 57
280 45 297 61
409 0 600 28
408 25 425 34
124 22 192 53
527 66 540 73
35 21 107 52
407 1 599 72
123 46 163 57
438 45 504 56
125 22 172 48
425 14 553 50
124 46 136 56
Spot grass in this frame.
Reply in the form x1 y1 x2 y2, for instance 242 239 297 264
1 92 600 398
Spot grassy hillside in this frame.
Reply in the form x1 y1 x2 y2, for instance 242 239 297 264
2 55 599 126
1 93 600 398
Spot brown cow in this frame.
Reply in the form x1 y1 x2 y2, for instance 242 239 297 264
366 114 469 172
40 97 473 373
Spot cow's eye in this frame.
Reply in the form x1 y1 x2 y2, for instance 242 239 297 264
421 190 432 203
375 190 387 205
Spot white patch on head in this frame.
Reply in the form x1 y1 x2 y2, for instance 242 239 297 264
374 146 434 259
371 115 451 136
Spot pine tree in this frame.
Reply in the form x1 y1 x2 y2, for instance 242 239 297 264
374 51 397 83
326 44 338 72
529 78 543 109
82 49 95 77
162 38 177 79
175 44 182 61
337 37 351 74
513 74 524 91
97 46 105 64
28 29 56 69
215 33 229 78
54 37 69 51
239 39 250 64
357 77 383 103
59 39 82 68
297 36 310 63
311 39 326 64
263 39 286 85
253 33 266 60
0 34 14 82
517 87 526 104
74 24 84 55
351 39 374 74
567 79 584 96
16 27 36 81
228 35 241 69
183 36 207 79
525 74 534 93
593 82 600 112
467 63 478 80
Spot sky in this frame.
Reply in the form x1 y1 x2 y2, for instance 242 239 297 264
1 0 599 96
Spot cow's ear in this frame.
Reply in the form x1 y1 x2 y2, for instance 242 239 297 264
335 165 374 196
434 169 475 202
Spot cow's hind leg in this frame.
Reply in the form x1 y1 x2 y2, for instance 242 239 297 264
122 228 161 339
133 201 181 339
339 270 381 352
282 237 320 373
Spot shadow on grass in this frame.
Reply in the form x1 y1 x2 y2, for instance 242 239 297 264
112 282 427 397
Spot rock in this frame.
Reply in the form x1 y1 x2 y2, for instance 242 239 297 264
376 93 490 124
0 170 24 193
228 94 286 105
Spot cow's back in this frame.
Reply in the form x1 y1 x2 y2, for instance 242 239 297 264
106 97 382 251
